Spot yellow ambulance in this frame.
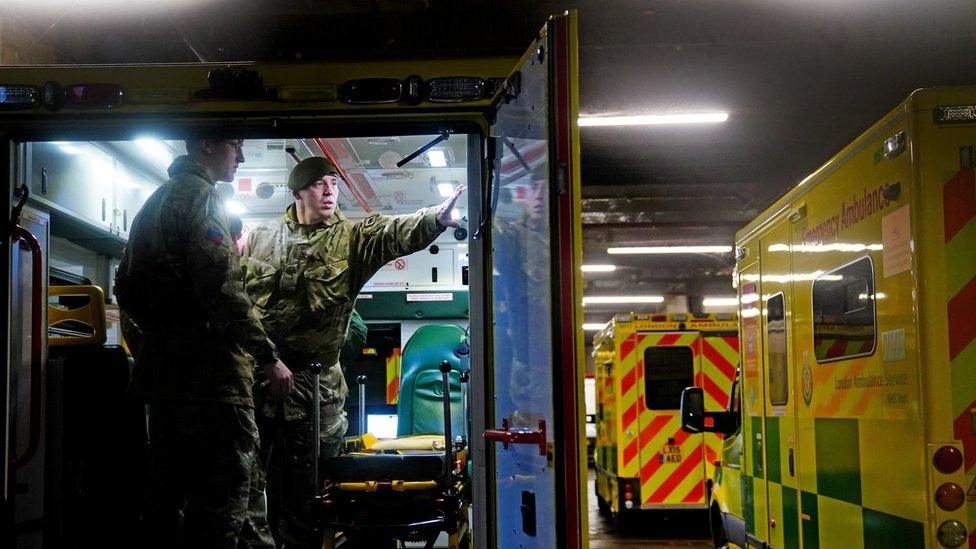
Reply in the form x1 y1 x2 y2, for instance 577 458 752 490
593 313 739 522
681 86 976 548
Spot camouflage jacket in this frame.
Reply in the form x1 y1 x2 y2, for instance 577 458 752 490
242 204 442 419
115 156 278 406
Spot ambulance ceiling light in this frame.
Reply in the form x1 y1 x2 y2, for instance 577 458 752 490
51 141 82 155
579 112 728 127
608 245 733 255
136 138 174 166
581 264 616 272
225 200 247 215
582 295 664 305
366 136 401 146
427 149 448 167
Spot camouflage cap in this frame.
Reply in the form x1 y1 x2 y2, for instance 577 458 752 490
287 156 340 192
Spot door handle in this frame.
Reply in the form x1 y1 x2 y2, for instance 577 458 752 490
789 448 795 477
484 417 547 456
9 184 44 469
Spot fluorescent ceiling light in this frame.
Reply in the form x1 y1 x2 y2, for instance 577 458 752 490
582 295 664 305
437 182 455 197
582 323 608 331
427 150 447 167
607 245 732 255
51 141 82 154
579 112 728 127
581 264 616 273
702 297 739 307
225 200 247 215
136 138 174 166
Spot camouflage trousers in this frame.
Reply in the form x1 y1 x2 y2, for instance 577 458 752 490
258 399 347 549
144 401 275 549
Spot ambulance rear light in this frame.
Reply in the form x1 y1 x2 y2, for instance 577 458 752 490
934 446 963 474
937 520 967 548
936 482 965 511
0 85 40 110
623 481 634 501
63 83 124 109
426 77 485 102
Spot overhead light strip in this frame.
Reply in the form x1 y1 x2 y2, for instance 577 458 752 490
581 264 616 272
578 112 728 127
607 245 733 255
582 295 664 305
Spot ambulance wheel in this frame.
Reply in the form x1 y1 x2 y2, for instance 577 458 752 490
709 504 729 548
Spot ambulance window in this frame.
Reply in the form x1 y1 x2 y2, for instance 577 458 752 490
643 346 694 410
812 256 877 362
766 293 789 405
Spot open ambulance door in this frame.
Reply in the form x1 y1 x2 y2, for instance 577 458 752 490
472 10 585 549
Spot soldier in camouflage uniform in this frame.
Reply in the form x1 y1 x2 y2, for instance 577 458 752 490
240 156 463 549
115 138 294 549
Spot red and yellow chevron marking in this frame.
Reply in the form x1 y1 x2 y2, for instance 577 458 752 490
946 168 976 471
618 332 641 477
385 347 401 405
636 415 706 506
633 332 705 506
700 335 738 468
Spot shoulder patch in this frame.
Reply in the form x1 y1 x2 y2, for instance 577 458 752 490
206 225 225 246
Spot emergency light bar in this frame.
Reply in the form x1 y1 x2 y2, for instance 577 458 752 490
0 85 41 110
426 77 484 102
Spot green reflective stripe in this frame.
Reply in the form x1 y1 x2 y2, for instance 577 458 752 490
801 490 819 549
765 416 781 484
862 507 924 549
814 418 862 505
751 416 764 480
743 473 755 535
782 486 798 547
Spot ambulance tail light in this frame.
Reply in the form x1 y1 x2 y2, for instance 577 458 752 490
0 85 41 110
426 77 485 102
934 445 963 474
937 520 967 548
63 83 124 109
623 481 633 501
936 483 966 511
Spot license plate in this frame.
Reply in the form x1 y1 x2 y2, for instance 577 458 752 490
662 444 682 462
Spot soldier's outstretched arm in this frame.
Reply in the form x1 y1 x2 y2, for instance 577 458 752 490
350 186 466 285
183 187 289 389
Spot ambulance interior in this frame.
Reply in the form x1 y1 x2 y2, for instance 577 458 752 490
17 130 547 545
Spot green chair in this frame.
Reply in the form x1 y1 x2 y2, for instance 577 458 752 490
396 324 467 438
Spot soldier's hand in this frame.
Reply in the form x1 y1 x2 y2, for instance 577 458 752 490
435 185 466 229
262 359 294 398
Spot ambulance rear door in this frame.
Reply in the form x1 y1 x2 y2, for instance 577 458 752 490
478 10 584 549
635 331 707 508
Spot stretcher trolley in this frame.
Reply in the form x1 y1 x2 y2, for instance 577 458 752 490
316 324 471 548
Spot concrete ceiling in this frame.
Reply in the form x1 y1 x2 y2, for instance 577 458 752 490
6 0 976 326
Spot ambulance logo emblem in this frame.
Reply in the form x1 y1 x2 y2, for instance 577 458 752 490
802 360 813 407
